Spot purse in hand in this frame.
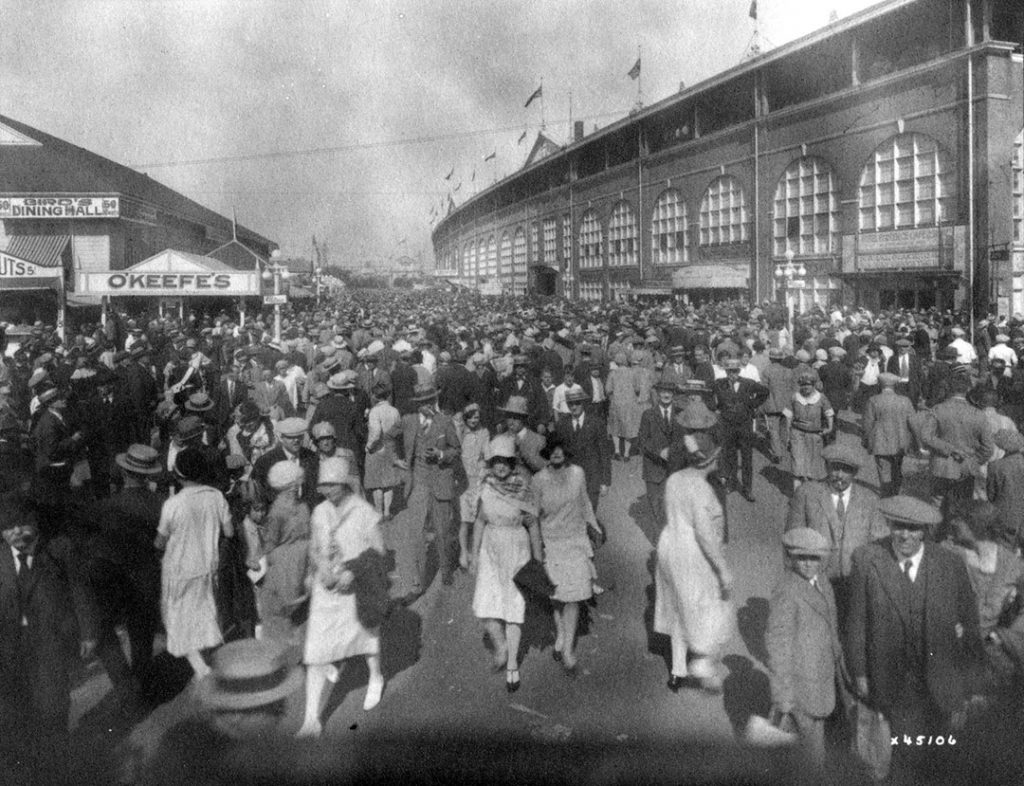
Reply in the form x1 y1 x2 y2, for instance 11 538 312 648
513 558 555 598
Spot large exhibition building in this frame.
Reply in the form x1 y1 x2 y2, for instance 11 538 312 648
432 0 1023 317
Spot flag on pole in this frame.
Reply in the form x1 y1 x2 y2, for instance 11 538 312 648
627 58 641 80
749 0 757 19
484 151 496 161
453 181 462 193
517 130 527 145
444 167 454 180
447 195 456 214
471 169 476 182
524 84 542 108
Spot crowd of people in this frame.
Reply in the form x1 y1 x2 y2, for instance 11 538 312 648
1 287 1023 782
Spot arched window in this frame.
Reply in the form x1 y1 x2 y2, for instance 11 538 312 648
578 210 603 269
561 214 571 269
699 175 748 246
651 188 689 265
858 133 955 231
773 156 840 256
1014 129 1023 245
499 231 512 283
485 235 497 278
462 242 472 278
476 238 486 279
608 201 638 267
513 227 527 295
530 222 541 265
543 218 557 265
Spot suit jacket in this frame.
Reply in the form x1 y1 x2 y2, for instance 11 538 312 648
767 572 844 718
213 378 249 429
920 395 994 480
0 536 97 721
31 409 78 471
514 427 548 475
711 377 769 428
986 452 1024 545
786 482 888 580
499 376 551 431
251 445 319 505
760 362 795 414
846 539 982 716
636 405 686 483
886 352 924 403
398 411 460 500
554 412 611 494
863 389 914 456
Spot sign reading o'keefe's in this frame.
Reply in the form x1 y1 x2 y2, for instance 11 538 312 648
0 196 120 219
77 270 260 297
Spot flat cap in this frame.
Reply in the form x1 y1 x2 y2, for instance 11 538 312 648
878 372 899 387
878 495 942 528
821 443 863 469
781 527 830 556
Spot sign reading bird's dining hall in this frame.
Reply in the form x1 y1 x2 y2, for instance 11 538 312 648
76 249 261 298
0 196 120 219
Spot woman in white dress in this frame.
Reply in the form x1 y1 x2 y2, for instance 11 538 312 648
155 447 234 679
654 430 735 693
469 435 542 693
363 380 402 520
296 456 387 738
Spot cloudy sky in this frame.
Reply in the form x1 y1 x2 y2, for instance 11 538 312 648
1 0 878 268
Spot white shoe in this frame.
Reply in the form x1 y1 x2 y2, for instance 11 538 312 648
326 664 340 683
363 677 385 711
295 720 322 738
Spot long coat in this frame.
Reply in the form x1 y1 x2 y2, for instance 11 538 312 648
554 412 612 498
636 405 687 484
653 467 733 655
397 411 461 500
986 452 1024 546
845 540 982 717
786 482 888 580
767 572 844 718
863 389 914 456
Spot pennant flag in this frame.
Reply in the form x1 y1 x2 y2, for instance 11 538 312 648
453 181 462 193
484 151 496 161
518 130 527 145
749 0 757 19
524 84 542 108
471 169 476 182
447 194 456 214
444 167 454 180
627 58 641 80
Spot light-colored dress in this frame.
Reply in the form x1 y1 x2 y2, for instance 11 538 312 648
303 494 385 665
653 467 734 657
532 464 595 603
158 485 229 656
785 391 833 480
472 478 535 624
459 427 490 523
606 366 642 439
364 400 402 490
257 494 310 644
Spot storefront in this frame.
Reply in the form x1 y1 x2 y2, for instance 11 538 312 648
0 236 70 340
672 263 749 304
75 249 261 324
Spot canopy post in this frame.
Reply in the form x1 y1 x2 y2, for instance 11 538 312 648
178 298 184 321
56 287 66 343
239 298 246 328
100 295 108 327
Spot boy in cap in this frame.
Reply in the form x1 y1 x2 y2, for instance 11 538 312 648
766 527 844 764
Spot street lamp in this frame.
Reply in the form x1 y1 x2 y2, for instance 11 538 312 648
312 266 325 307
774 247 806 342
262 249 290 342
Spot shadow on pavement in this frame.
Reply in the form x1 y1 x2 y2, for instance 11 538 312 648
642 551 671 676
721 653 771 736
759 465 792 500
629 495 661 548
736 597 770 668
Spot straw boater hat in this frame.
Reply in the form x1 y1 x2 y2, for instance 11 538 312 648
115 444 162 476
499 395 531 416
174 416 205 443
275 417 308 439
310 421 336 441
410 383 439 403
781 527 831 558
197 639 302 711
327 370 359 390
565 388 589 404
185 392 215 412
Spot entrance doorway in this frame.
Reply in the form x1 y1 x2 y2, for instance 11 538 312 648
879 288 936 311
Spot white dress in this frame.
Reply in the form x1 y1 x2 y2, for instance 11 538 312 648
472 482 532 624
303 495 385 665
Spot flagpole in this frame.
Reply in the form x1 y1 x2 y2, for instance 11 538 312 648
568 90 573 146
637 45 643 109
540 78 546 129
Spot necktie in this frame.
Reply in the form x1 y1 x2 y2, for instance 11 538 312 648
663 408 671 427
16 552 31 616
574 418 580 433
902 560 912 580
836 494 846 521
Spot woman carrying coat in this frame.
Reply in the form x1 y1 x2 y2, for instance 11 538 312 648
653 429 734 692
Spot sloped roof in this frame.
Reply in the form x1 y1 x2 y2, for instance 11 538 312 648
1 234 69 268
0 115 275 250
126 249 237 274
207 239 265 270
523 132 562 169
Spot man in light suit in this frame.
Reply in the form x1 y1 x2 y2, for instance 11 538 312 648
767 528 845 764
862 373 915 497
919 373 994 526
499 395 547 476
635 380 687 527
394 383 461 594
786 442 887 626
886 338 924 405
553 388 611 517
846 495 983 781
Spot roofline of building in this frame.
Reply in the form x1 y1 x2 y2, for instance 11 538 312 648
434 0 918 240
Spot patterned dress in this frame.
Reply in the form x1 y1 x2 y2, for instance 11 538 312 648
785 391 833 480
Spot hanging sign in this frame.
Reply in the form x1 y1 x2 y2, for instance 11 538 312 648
0 196 120 219
0 252 63 280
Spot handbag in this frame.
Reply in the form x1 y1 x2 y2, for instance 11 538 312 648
852 701 892 782
513 558 555 598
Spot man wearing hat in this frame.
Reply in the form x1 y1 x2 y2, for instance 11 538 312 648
766 528 844 764
862 372 915 497
554 388 611 516
846 495 983 780
923 344 963 408
500 354 551 434
30 387 83 489
394 383 461 594
886 337 923 404
81 444 164 717
310 371 370 475
947 325 978 365
787 442 887 622
124 344 159 444
636 379 687 526
712 359 769 501
499 394 548 476
658 346 693 399
760 347 795 464
252 417 318 506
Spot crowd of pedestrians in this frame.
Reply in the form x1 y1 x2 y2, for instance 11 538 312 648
1 288 1023 782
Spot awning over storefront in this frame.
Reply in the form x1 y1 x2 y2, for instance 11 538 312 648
289 285 315 300
0 235 68 292
75 249 261 298
629 286 674 296
671 263 748 290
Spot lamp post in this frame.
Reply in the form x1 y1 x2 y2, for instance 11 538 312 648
774 247 806 346
312 266 324 307
261 249 290 342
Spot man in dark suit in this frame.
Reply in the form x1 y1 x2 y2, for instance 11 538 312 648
251 417 318 506
846 495 983 780
0 492 97 780
886 338 924 405
30 387 82 490
124 345 159 444
213 363 250 434
712 359 768 501
309 371 370 476
501 356 551 433
393 383 461 594
635 380 686 526
554 388 611 516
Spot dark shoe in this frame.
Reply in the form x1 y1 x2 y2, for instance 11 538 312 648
506 669 521 693
667 675 685 693
552 650 563 663
740 489 755 502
